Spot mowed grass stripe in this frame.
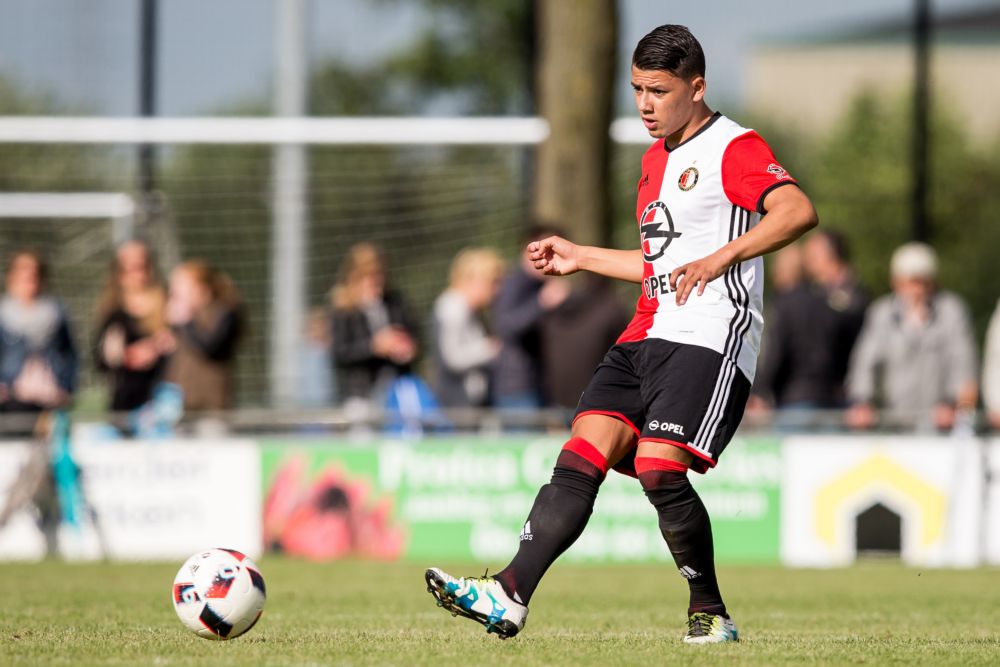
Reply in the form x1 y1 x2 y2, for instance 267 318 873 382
1 559 998 666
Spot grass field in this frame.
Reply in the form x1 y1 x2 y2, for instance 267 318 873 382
1 559 998 666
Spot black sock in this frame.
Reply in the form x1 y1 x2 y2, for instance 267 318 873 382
639 469 726 617
493 447 604 605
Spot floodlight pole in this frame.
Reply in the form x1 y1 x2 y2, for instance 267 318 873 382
270 0 310 409
911 0 931 243
138 0 158 231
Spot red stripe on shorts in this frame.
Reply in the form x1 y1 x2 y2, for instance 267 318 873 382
634 457 689 474
638 437 717 471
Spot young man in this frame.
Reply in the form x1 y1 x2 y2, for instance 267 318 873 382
425 24 818 644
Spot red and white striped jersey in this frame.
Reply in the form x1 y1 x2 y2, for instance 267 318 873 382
618 113 796 382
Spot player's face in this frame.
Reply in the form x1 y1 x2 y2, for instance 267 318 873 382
631 66 706 140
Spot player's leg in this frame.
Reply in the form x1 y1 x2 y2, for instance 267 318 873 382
634 444 727 609
425 414 636 637
491 413 637 604
426 344 643 637
634 341 749 643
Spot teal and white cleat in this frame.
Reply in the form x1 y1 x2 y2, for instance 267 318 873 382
424 567 528 639
683 612 739 644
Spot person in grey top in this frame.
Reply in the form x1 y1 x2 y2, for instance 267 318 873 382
845 242 977 432
431 248 504 407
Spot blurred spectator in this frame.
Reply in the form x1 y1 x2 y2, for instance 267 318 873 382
165 260 244 411
330 244 417 411
492 225 569 410
752 230 868 416
0 250 77 413
983 299 1000 430
298 307 336 409
770 242 804 295
846 242 977 431
431 248 504 408
541 275 629 410
94 240 171 411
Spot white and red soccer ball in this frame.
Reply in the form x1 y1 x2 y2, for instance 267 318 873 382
172 548 266 640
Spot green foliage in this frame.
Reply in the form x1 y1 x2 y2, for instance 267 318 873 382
802 90 1000 338
379 0 533 114
1 559 998 665
0 74 119 193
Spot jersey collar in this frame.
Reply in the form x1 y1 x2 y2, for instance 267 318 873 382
663 112 722 152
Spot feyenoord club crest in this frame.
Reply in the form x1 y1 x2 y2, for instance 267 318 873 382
678 166 699 191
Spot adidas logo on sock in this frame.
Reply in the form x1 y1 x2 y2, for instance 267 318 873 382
519 521 533 541
678 565 701 580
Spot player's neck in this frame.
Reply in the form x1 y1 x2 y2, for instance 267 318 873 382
665 105 715 150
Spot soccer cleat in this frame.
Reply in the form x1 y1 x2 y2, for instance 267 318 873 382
424 567 528 639
683 612 739 644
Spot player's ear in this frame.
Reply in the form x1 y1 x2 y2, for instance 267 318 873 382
690 76 706 103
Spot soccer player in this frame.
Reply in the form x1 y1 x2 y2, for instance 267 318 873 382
425 24 818 644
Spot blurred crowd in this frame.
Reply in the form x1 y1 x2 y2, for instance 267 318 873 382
749 231 992 434
320 226 629 428
2 228 1000 435
0 241 244 434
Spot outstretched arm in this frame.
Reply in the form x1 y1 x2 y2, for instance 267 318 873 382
527 236 644 284
669 184 818 305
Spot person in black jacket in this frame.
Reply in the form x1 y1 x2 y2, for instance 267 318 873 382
491 225 568 410
330 244 417 407
751 230 867 421
93 240 171 412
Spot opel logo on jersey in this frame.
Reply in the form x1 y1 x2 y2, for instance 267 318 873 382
640 200 682 262
678 167 699 191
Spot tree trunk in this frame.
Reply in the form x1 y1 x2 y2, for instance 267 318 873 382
533 0 618 248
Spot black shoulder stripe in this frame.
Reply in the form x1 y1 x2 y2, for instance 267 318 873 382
756 180 797 215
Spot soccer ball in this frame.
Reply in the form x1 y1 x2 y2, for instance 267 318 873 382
172 548 266 640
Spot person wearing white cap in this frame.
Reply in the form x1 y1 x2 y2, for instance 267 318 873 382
845 242 978 431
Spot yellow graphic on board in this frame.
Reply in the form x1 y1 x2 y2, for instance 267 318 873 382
815 453 945 547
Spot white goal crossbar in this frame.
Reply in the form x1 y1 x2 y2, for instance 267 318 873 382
0 116 652 146
0 192 135 243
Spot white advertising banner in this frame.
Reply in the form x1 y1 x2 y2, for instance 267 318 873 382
986 439 1000 565
0 440 261 561
781 436 983 568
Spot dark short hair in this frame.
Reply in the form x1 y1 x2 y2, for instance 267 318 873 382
813 229 851 264
632 24 706 79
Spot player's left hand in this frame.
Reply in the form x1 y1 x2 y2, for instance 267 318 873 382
669 251 731 305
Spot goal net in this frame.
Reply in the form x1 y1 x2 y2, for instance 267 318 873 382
0 118 648 411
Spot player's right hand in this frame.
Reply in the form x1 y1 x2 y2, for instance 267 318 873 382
527 236 580 276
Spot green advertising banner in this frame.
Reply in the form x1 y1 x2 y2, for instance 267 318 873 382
260 436 780 564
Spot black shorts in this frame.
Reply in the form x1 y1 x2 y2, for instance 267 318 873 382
573 339 751 474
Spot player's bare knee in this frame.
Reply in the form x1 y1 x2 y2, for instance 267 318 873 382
570 414 637 466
